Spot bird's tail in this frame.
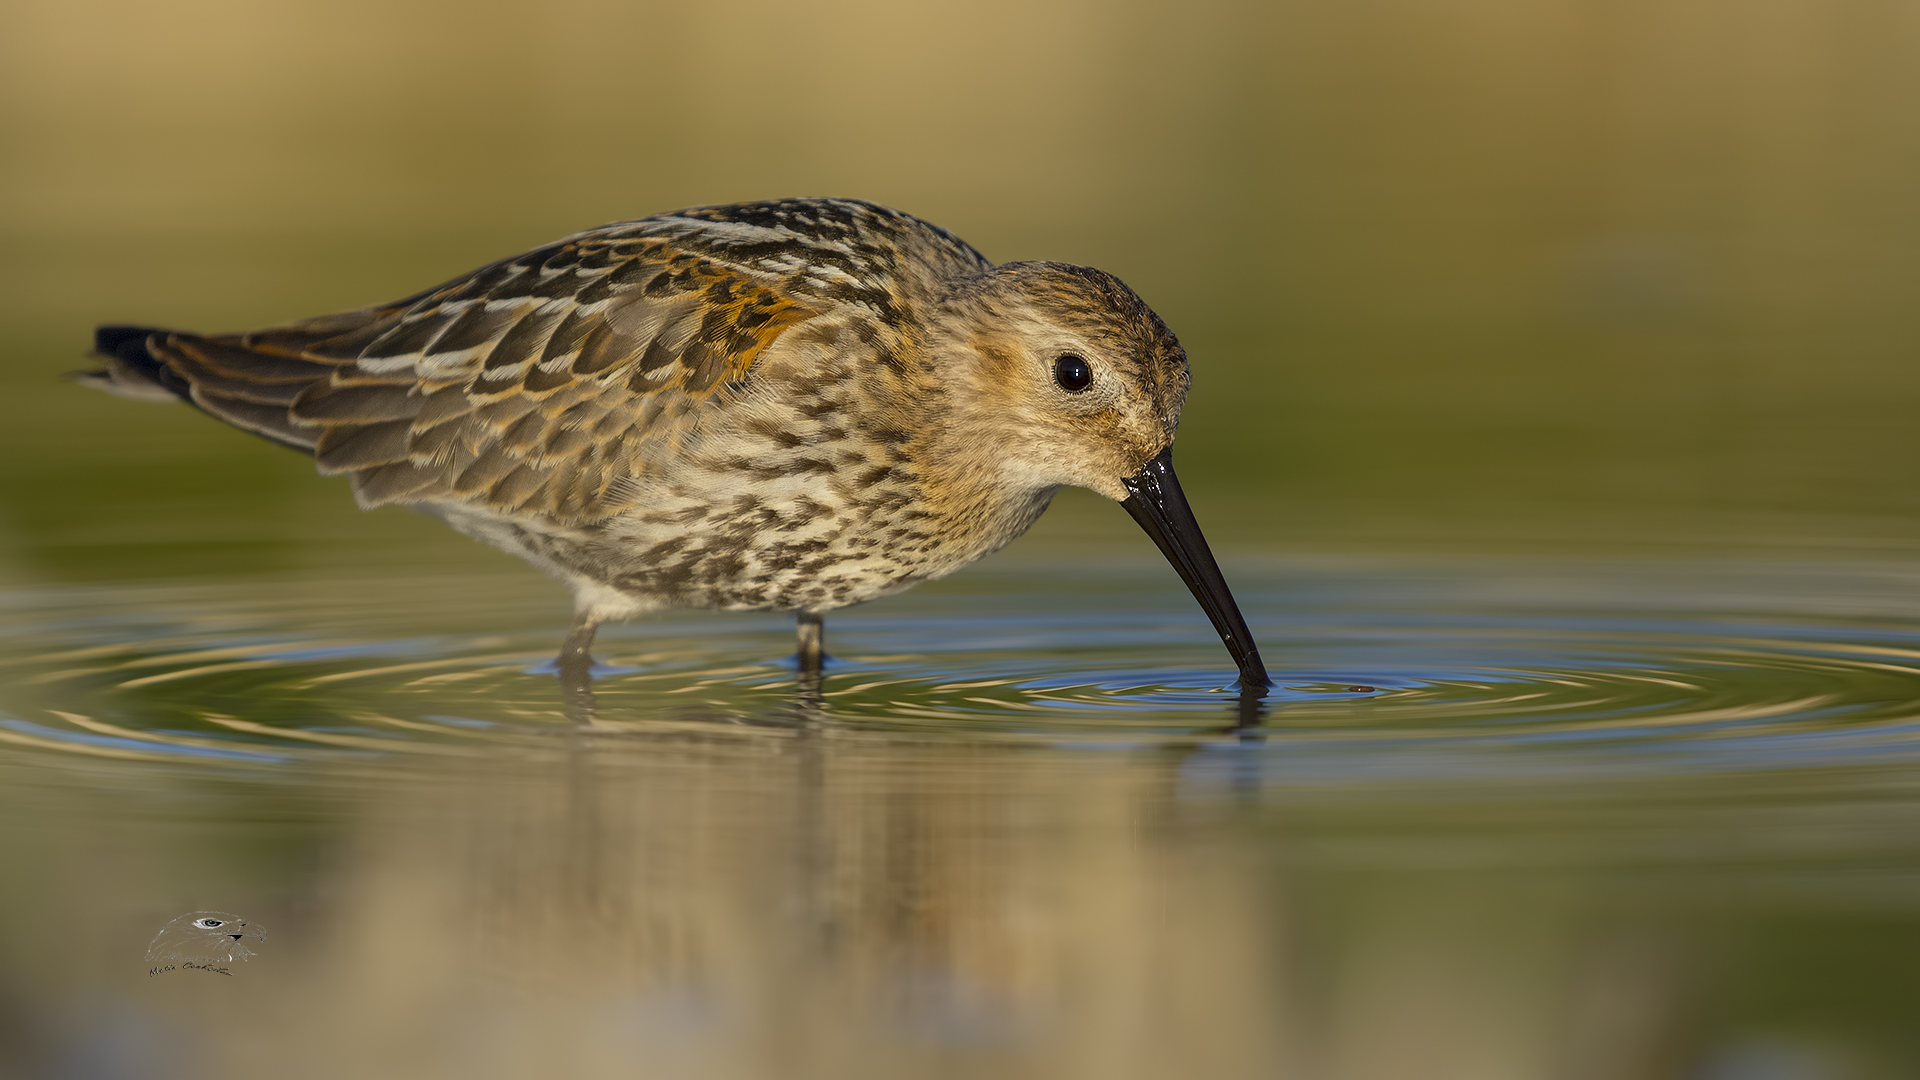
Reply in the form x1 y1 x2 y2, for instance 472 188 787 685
73 324 335 453
71 325 193 403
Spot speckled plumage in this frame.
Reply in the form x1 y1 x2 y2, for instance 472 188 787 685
85 198 1259 702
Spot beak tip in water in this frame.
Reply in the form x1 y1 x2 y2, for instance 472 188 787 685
1118 447 1272 694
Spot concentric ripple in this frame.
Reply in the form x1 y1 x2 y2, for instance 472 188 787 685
2 558 1918 777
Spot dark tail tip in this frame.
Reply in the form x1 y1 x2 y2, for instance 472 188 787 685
95 324 163 364
80 325 190 402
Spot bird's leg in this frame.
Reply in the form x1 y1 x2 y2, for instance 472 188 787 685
794 610 825 718
795 611 825 678
558 613 600 724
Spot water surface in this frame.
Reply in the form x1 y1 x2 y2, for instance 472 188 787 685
4 556 1919 1079
5 557 1919 770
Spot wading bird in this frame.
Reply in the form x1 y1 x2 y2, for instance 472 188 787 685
82 199 1268 709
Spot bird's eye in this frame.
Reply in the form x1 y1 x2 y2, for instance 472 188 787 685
1053 354 1092 393
196 919 223 928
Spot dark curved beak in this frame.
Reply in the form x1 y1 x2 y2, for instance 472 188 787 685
1119 447 1272 690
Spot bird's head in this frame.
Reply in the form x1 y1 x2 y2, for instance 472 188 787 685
928 261 1269 689
936 261 1190 501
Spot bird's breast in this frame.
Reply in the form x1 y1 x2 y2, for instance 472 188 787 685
456 306 1057 614
582 413 1053 614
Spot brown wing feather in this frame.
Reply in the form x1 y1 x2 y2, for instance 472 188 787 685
139 236 818 525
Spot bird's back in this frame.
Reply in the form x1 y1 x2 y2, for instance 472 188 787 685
86 198 991 529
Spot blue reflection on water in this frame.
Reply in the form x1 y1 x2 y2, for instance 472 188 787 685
0 716 291 764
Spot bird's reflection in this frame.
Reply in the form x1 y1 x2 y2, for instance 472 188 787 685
291 707 1285 1074
1232 683 1268 733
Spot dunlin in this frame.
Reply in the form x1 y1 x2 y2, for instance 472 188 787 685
82 198 1269 700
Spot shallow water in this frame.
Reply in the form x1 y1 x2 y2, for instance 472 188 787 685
5 557 1920 769
4 556 1920 1079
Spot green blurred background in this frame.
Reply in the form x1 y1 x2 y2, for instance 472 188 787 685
2 0 1916 586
